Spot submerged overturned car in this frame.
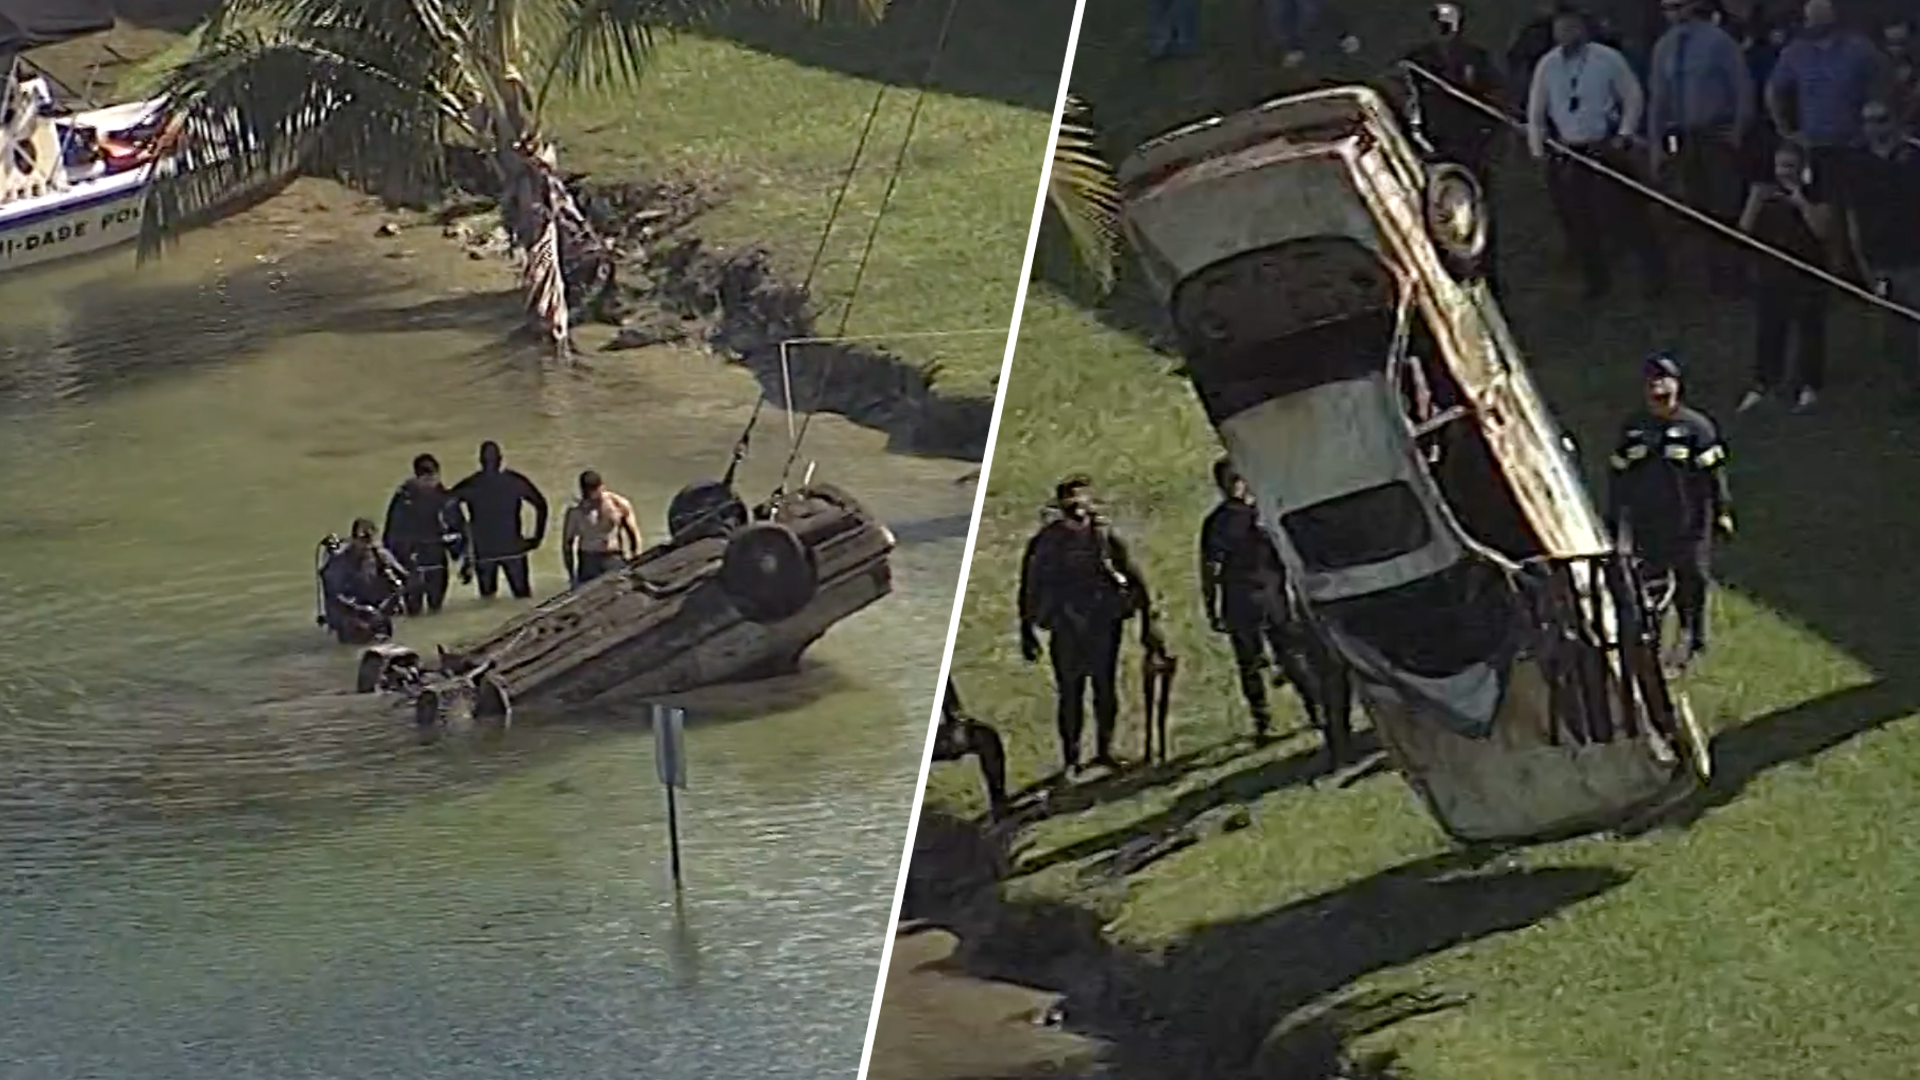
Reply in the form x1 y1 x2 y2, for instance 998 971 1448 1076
352 479 895 731
1117 86 1710 844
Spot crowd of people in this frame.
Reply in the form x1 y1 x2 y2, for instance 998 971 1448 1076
1405 0 1920 414
316 441 644 645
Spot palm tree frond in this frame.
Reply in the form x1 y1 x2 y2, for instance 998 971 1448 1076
530 0 680 107
137 24 451 260
1047 96 1119 292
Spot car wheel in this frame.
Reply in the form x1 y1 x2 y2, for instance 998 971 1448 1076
356 651 391 694
1424 163 1488 275
668 480 749 544
720 522 819 623
415 682 477 731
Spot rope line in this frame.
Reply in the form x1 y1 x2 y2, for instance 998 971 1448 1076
726 66 894 482
779 0 967 486
1401 59 1920 324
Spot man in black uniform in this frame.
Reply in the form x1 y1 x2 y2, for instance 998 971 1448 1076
319 518 409 645
450 440 549 600
1018 475 1151 775
1404 4 1506 178
930 677 1011 820
382 453 467 616
1200 459 1355 757
1605 353 1734 669
1403 4 1508 293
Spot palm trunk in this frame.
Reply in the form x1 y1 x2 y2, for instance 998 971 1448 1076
477 79 612 361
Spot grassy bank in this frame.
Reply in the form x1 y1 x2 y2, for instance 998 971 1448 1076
58 0 1065 397
925 1 1920 1077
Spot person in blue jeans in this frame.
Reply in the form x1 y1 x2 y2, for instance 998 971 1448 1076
1149 0 1199 58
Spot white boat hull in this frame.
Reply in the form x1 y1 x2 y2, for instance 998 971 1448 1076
0 168 149 273
0 93 164 275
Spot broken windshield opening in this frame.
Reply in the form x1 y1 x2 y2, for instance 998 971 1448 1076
1171 238 1401 423
1393 294 1544 562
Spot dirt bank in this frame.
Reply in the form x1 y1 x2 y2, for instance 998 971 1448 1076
436 161 995 463
886 811 1421 1080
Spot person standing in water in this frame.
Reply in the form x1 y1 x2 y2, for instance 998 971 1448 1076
450 441 549 600
382 453 466 615
562 469 642 587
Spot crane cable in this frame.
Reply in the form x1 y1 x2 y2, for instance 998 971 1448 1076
724 58 897 483
778 0 966 487
1402 59 1920 324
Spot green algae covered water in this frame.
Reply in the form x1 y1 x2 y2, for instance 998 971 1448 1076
0 196 968 1079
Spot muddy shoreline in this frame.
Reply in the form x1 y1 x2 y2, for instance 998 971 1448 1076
431 160 995 463
889 811 1417 1080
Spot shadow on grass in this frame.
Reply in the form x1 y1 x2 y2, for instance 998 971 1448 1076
700 0 1075 114
899 811 1630 1080
1012 732 1383 879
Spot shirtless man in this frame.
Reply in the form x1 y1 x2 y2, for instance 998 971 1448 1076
562 469 642 587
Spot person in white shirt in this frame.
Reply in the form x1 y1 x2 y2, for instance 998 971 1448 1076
1528 5 1671 298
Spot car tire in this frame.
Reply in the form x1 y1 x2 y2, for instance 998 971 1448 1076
415 681 477 731
799 482 872 521
720 522 819 623
356 651 391 694
668 480 749 544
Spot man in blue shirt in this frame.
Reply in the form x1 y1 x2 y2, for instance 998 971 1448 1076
1649 0 1755 292
1766 0 1885 185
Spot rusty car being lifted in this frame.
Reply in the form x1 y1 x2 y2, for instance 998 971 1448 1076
1117 85 1711 844
352 477 895 733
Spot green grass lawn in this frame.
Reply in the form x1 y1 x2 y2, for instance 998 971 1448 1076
82 0 1066 396
924 2 1920 1077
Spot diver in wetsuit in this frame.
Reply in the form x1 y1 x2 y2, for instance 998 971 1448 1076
1200 458 1353 753
1018 475 1151 776
383 453 467 616
450 440 549 600
931 677 1012 820
320 518 409 645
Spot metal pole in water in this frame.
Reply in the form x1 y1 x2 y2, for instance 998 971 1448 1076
653 704 690 890
665 784 684 889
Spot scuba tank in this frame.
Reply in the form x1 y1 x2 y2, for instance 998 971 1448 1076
314 534 346 628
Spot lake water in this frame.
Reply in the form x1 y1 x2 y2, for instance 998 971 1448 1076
0 189 968 1079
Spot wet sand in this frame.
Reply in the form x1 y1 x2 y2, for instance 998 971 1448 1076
869 926 1103 1080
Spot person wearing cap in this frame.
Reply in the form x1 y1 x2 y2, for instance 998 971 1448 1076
1528 5 1671 299
1402 4 1508 294
562 469 641 587
1648 0 1755 294
319 517 410 645
1606 353 1733 668
1403 3 1507 182
1017 475 1153 775
1199 458 1355 757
